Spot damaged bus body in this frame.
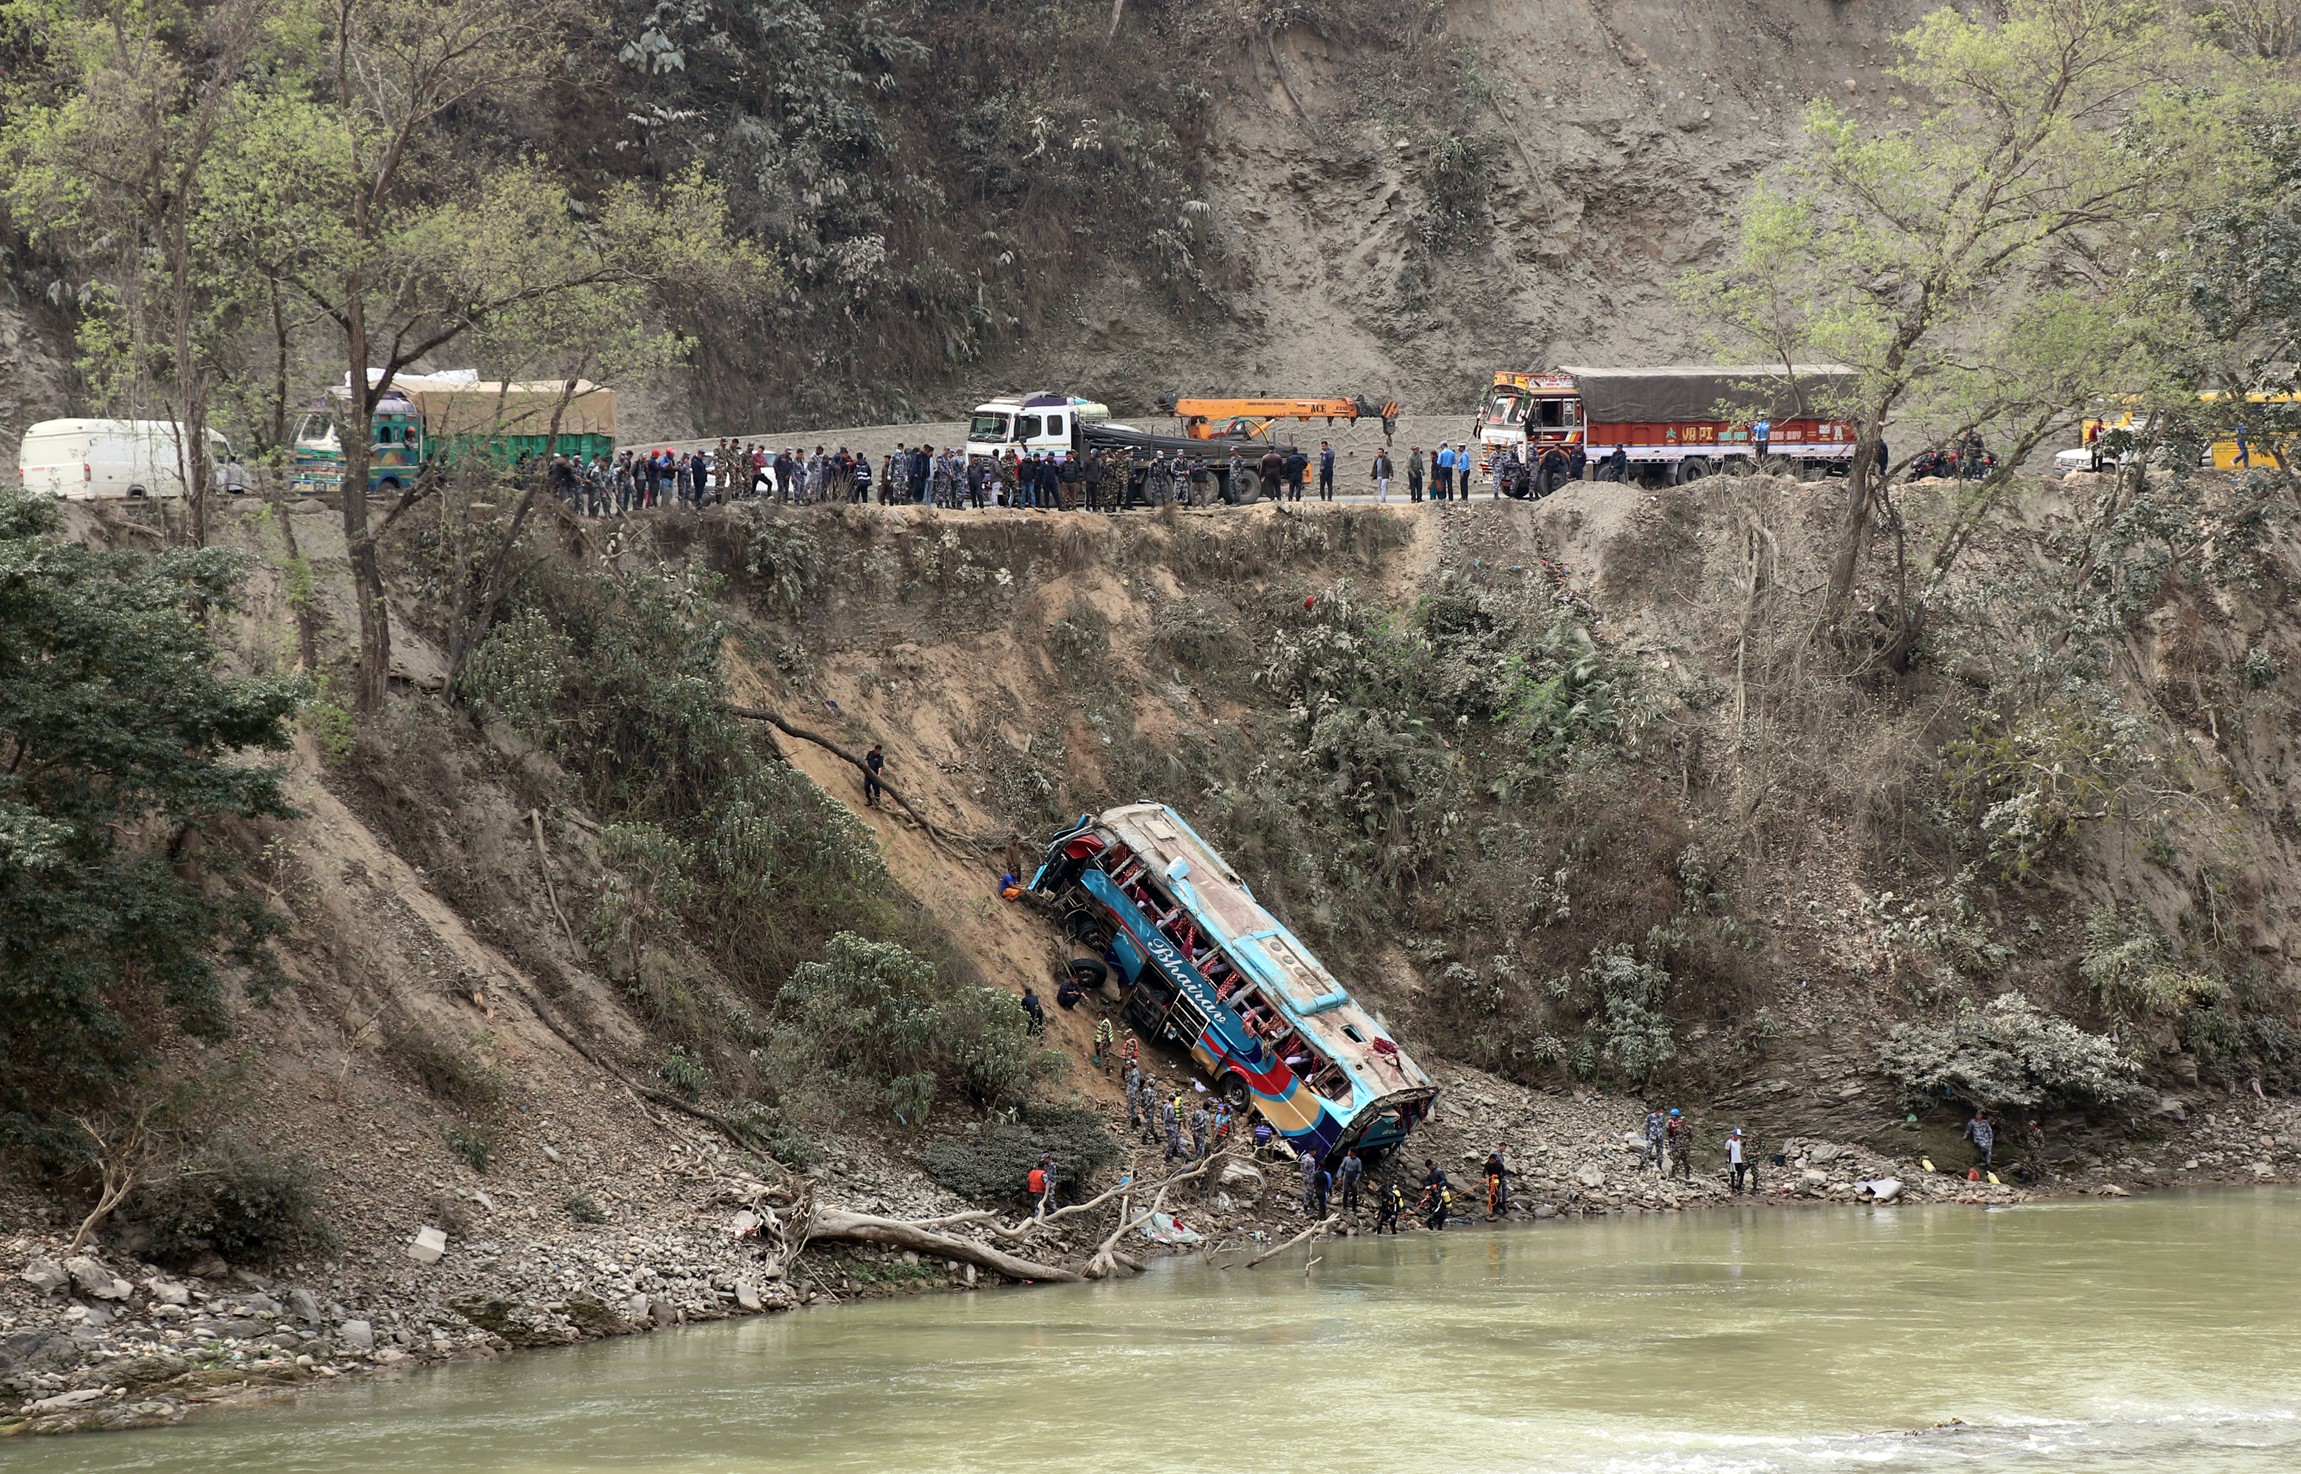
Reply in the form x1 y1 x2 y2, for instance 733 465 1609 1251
1032 803 1436 1162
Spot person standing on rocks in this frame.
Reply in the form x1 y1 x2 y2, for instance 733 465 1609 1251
1644 1109 1668 1175
863 743 885 809
1666 1109 1693 1182
1726 1128 1750 1194
1964 1110 1996 1173
1484 1145 1511 1218
1337 1147 1365 1214
1125 1066 1144 1136
1299 1147 1322 1213
1188 1101 1211 1160
1162 1095 1184 1160
1093 1015 1116 1074
1030 1154 1057 1217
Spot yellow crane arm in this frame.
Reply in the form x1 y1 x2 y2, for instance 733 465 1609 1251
1159 394 1402 441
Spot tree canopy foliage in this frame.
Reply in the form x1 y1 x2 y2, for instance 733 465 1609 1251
0 488 301 1149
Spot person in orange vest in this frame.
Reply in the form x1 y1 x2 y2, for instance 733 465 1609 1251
1028 1154 1056 1216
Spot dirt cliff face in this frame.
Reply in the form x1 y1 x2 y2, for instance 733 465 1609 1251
913 0 1937 423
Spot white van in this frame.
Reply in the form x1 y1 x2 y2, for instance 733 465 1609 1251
16 418 242 500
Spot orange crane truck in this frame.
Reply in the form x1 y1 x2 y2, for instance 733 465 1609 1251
1159 393 1400 444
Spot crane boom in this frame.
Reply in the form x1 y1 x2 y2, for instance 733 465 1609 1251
1158 393 1400 443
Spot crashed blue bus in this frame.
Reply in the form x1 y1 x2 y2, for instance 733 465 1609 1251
1032 803 1437 1162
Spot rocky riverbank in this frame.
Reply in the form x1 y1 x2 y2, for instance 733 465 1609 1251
9 1064 2296 1439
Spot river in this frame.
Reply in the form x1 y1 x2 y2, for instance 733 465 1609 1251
21 1190 2298 1473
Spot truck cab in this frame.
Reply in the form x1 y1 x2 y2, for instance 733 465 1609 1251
291 392 424 495
963 392 1111 463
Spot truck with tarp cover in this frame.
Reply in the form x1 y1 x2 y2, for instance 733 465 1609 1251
1032 803 1436 1162
1474 364 1861 486
291 373 617 495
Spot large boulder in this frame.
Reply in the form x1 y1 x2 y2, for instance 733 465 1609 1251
19 1259 69 1296
406 1227 448 1265
64 1256 130 1300
337 1319 375 1350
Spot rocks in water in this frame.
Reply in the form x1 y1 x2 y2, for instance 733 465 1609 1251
338 1319 376 1350
407 1227 449 1265
20 1258 69 1295
64 1256 131 1300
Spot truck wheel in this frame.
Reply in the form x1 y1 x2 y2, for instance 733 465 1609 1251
1673 457 1710 485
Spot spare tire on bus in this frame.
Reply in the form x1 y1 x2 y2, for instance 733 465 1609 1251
1673 457 1710 485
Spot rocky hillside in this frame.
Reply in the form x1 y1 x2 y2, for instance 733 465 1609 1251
0 0 1939 461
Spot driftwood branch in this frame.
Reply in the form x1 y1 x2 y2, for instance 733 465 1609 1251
1245 1214 1337 1268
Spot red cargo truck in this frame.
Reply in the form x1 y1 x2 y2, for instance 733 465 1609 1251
1472 364 1862 488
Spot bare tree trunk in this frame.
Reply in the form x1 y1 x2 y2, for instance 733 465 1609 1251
340 304 390 712
448 375 579 692
1825 426 1882 618
809 1208 1082 1283
269 282 291 456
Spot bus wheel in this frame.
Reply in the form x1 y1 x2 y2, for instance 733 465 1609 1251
379 476 404 492
1674 457 1710 485
1222 1073 1250 1109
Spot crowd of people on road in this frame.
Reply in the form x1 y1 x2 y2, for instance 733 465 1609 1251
534 433 1650 518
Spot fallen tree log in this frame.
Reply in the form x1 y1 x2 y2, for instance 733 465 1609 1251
1245 1215 1337 1268
810 1208 1082 1284
723 704 966 851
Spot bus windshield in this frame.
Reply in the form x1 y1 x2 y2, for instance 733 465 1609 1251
968 413 1010 440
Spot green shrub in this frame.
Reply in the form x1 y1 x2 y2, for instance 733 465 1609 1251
922 1103 1118 1206
659 1048 709 1101
564 1194 608 1224
1942 701 2151 879
445 1127 495 1174
766 933 1061 1127
2079 904 2225 1046
122 1145 328 1268
1878 992 2144 1110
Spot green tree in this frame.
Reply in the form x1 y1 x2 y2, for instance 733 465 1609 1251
0 487 302 1149
1703 0 2240 631
217 0 738 712
1 0 282 545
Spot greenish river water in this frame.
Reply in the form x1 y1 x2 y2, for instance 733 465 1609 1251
23 1190 2299 1473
